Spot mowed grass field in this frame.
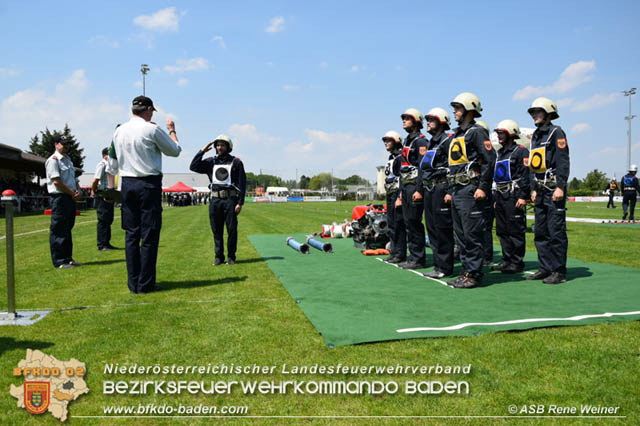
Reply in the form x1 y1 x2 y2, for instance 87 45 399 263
1 200 639 425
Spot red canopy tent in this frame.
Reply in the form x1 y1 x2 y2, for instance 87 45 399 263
163 181 196 192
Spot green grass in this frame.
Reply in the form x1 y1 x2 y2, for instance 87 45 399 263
1 201 638 425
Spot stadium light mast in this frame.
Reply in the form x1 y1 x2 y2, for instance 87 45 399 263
622 88 636 170
140 64 150 96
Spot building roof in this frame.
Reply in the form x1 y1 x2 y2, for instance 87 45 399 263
0 143 47 176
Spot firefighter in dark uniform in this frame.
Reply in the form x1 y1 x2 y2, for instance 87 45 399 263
476 120 495 266
604 179 617 208
190 134 247 265
420 107 454 278
382 130 407 264
490 119 530 274
446 92 496 289
526 97 570 284
397 108 428 269
621 165 640 220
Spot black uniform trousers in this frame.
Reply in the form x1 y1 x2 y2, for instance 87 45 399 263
495 191 526 269
386 191 407 260
607 192 615 208
483 191 495 262
209 196 239 262
121 175 163 293
96 197 114 249
533 188 567 274
451 183 487 278
622 192 637 220
423 183 454 275
401 183 426 264
49 193 76 267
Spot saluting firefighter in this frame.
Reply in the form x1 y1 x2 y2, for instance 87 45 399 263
396 108 428 269
621 165 640 221
382 131 408 264
491 120 530 274
420 108 454 278
446 92 496 289
527 97 570 284
190 134 247 265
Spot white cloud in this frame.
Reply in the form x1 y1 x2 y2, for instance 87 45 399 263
319 61 328 69
513 60 596 100
570 92 620 112
0 67 19 77
88 35 119 48
304 129 375 154
571 123 591 133
285 142 313 153
177 78 189 87
265 16 285 33
283 84 299 91
211 35 226 49
0 69 127 169
350 65 359 72
556 98 575 108
340 153 371 168
133 7 184 32
227 124 281 144
133 81 143 88
164 57 210 74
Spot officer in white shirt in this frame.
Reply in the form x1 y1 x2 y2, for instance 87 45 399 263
45 135 81 269
112 96 181 294
91 147 117 251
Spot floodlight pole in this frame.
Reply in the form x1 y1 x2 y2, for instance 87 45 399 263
141 64 150 96
622 88 637 170
1 190 17 319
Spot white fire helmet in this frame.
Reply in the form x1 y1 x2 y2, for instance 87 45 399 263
425 107 451 130
450 92 483 117
401 108 424 128
382 130 403 145
527 97 559 120
214 134 234 152
494 119 521 138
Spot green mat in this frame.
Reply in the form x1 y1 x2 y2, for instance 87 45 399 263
249 234 640 346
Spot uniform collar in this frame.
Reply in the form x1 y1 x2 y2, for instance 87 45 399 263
52 150 66 160
460 119 476 132
498 142 516 155
537 123 553 133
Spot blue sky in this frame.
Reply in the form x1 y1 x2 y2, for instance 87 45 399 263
1 1 639 182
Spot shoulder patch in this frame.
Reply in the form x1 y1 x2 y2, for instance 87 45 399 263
484 140 492 151
557 138 567 149
419 146 427 155
523 157 529 167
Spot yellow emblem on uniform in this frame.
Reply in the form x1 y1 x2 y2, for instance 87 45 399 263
448 137 469 165
529 147 546 172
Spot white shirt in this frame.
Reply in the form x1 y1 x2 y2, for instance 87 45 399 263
112 115 181 177
94 158 109 191
45 151 78 194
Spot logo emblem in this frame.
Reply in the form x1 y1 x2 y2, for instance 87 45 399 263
24 382 50 415
529 147 546 172
484 140 493 151
523 157 529 167
557 138 567 149
419 146 427 155
448 137 468 165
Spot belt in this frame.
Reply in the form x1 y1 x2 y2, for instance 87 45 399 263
400 168 418 185
534 176 557 191
496 182 519 193
422 176 448 191
211 189 239 199
447 173 478 187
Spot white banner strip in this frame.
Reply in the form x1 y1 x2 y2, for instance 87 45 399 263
397 311 640 333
